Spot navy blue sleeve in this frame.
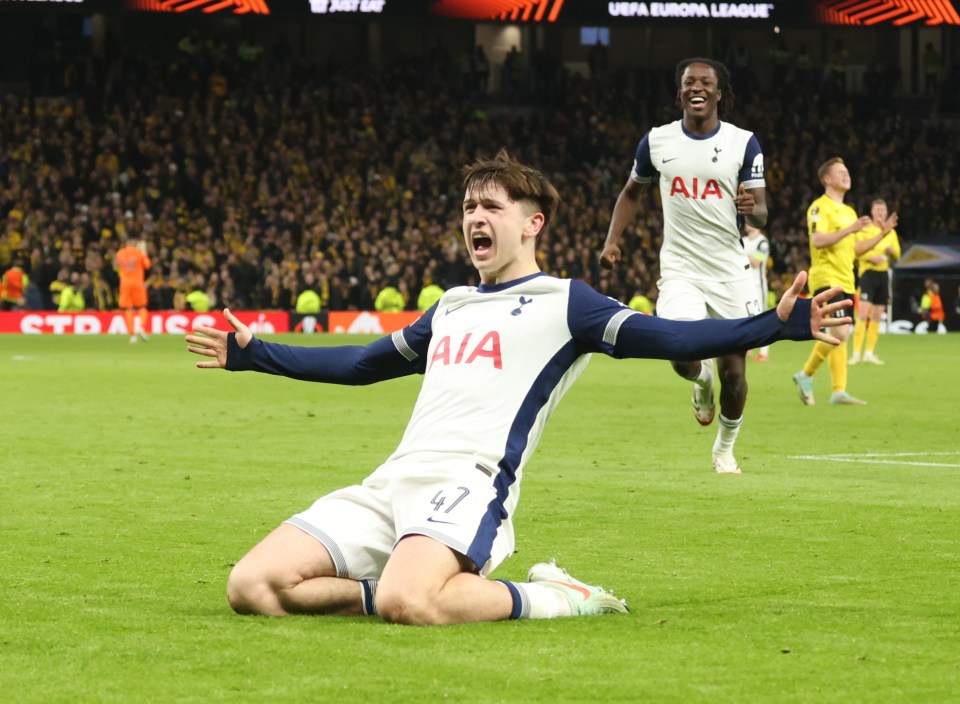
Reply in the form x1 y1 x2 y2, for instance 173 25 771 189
225 306 436 385
741 133 764 185
632 133 655 180
567 280 814 360
613 304 812 361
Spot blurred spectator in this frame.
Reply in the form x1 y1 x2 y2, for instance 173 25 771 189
1 256 28 310
920 278 946 333
57 271 86 312
237 38 264 64
375 279 406 313
417 283 445 312
296 275 322 315
588 41 608 81
185 277 212 313
24 279 44 310
474 46 490 95
502 46 523 101
627 290 654 315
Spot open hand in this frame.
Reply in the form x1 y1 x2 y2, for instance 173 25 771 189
776 271 852 344
185 308 252 369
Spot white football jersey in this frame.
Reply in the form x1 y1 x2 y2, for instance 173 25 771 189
385 274 595 536
630 120 765 282
742 233 771 308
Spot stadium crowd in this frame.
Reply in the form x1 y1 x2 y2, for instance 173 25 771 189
2 28 960 314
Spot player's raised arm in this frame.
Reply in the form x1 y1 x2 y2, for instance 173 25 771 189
186 308 252 369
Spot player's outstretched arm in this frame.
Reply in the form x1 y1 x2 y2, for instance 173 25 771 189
186 308 252 369
186 307 431 385
775 272 851 344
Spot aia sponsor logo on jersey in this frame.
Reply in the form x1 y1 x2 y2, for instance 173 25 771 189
669 177 723 200
429 331 502 370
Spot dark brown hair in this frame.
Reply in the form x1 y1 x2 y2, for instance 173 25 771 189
461 148 561 228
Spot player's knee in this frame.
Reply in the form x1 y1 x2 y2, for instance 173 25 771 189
376 588 443 626
226 562 276 615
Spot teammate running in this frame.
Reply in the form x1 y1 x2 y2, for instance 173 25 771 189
601 57 767 474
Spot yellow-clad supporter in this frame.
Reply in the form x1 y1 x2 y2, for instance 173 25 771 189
417 284 444 312
58 271 87 312
186 288 211 313
627 292 654 315
296 275 323 315
375 281 406 313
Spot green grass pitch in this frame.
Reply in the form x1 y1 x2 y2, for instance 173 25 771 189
2 331 958 702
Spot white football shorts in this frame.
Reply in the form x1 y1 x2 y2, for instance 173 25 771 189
656 275 763 321
285 455 512 579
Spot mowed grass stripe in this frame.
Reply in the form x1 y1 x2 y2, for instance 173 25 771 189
2 332 958 702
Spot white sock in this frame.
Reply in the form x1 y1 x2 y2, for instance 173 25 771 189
713 414 743 456
508 582 574 619
694 360 714 390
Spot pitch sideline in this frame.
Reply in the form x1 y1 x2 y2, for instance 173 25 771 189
786 451 960 468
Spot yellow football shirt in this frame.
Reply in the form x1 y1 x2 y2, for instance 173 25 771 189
856 225 900 274
806 193 860 293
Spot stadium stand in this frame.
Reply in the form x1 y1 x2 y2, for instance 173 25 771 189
1 18 959 313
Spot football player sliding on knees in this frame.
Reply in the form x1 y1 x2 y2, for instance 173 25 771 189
183 150 847 627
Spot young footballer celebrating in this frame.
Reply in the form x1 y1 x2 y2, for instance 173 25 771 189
187 150 849 626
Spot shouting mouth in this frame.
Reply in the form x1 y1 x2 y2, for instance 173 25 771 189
472 232 493 256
